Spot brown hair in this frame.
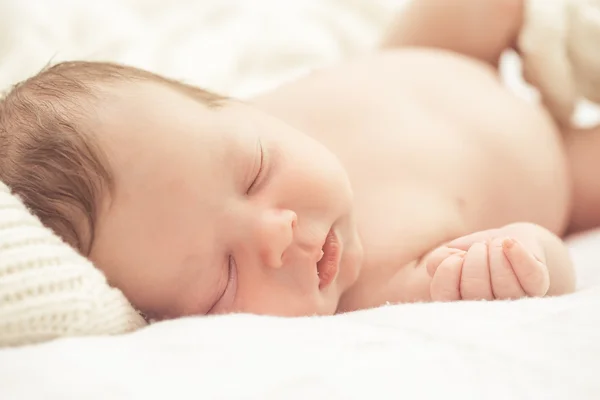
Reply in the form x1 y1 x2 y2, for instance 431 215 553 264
0 61 226 255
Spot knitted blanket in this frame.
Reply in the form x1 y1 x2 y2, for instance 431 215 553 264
0 182 145 346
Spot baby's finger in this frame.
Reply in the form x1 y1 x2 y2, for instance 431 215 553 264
446 229 500 251
430 254 464 302
489 237 526 299
503 238 550 297
460 242 494 300
425 246 465 277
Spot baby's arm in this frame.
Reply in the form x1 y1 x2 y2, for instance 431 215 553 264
425 222 575 301
381 0 524 66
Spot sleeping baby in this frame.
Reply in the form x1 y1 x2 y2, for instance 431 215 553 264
0 0 595 320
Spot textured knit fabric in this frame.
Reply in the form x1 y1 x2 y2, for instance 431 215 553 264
519 0 600 126
0 181 146 347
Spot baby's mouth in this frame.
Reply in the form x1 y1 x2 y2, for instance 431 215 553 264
316 229 341 289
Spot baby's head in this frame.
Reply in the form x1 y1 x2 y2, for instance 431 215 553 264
0 61 363 319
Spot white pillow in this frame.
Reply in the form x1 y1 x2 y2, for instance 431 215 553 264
0 181 146 347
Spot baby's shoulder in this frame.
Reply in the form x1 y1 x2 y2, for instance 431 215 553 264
252 49 500 135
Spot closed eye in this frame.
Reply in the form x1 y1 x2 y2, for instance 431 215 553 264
247 139 264 194
207 255 236 314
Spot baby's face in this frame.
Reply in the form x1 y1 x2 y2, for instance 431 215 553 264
89 82 363 319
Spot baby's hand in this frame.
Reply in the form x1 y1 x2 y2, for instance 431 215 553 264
425 228 550 301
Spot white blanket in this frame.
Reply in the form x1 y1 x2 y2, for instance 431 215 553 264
1 0 600 398
1 284 600 399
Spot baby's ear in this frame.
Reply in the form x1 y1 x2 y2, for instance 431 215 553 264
0 181 147 347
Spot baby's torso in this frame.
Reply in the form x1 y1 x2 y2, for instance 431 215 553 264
252 49 570 309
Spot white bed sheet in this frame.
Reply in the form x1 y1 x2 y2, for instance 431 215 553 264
1 249 600 400
1 0 600 398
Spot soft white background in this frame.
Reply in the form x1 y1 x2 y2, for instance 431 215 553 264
0 0 405 97
1 1 600 399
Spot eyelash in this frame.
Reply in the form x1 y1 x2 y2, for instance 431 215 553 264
226 255 236 288
247 140 264 194
209 256 236 313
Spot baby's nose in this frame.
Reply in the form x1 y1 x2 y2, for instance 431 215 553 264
257 209 297 269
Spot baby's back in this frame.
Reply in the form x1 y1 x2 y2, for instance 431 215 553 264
252 49 570 304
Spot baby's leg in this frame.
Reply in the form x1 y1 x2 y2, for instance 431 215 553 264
566 126 600 233
381 0 524 67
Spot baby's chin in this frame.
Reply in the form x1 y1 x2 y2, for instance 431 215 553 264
327 205 363 294
246 299 337 317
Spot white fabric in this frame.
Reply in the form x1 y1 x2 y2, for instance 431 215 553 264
1 0 600 399
0 182 146 347
518 0 600 127
1 287 600 400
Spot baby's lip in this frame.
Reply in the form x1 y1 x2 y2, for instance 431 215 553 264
317 228 341 290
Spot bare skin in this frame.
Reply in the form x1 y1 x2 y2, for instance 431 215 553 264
91 0 584 318
251 0 575 311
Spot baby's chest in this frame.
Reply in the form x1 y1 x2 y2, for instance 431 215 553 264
337 181 469 312
353 181 465 273
338 197 447 311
